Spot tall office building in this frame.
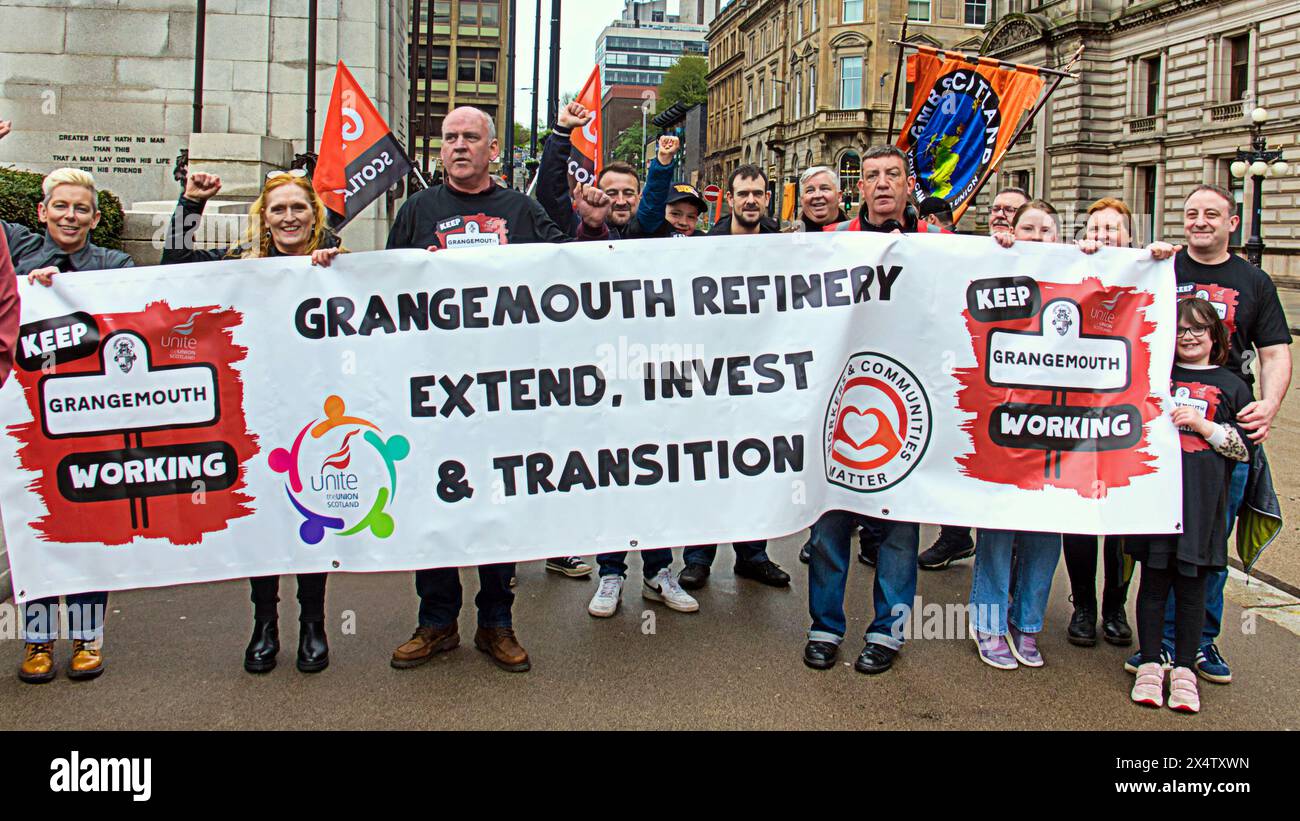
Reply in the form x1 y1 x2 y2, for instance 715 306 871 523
408 0 510 173
597 0 716 90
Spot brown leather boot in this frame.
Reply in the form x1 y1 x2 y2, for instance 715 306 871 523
390 624 459 669
18 642 56 684
68 639 104 681
473 626 530 672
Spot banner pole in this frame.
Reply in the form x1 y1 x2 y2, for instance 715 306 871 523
957 44 1084 221
885 16 909 145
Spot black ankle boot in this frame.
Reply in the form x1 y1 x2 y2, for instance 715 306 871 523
244 618 279 673
297 620 329 673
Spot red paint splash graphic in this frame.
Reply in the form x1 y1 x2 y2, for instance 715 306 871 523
1170 378 1220 454
6 301 258 545
954 278 1161 496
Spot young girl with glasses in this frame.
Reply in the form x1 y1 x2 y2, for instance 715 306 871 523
1128 297 1251 713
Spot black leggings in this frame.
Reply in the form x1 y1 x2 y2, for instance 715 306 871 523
249 574 328 622
1062 534 1130 615
1136 563 1208 670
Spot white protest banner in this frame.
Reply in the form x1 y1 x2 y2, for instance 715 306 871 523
0 232 1180 601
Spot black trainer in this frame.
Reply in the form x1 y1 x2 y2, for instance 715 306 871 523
734 559 790 587
858 538 878 567
545 556 593 578
917 527 975 570
678 563 710 590
799 541 812 564
1067 606 1097 647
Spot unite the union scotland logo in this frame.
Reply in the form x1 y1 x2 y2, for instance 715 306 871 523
268 395 410 544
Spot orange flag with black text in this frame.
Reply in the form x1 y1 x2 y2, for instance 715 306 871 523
895 49 1043 221
314 61 412 230
568 65 604 186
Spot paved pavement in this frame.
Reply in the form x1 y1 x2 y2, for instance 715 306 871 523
2 528 1296 731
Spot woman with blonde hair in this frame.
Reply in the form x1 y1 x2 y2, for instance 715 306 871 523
163 168 341 265
161 168 342 674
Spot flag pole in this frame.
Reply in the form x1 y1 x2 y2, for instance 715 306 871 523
885 16 909 145
959 43 1084 219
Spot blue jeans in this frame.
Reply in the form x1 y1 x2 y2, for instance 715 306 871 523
597 549 672 579
683 540 769 567
416 563 515 629
806 511 919 650
969 529 1062 635
24 591 109 642
1162 459 1248 646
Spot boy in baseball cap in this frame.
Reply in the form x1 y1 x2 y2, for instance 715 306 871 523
663 184 706 236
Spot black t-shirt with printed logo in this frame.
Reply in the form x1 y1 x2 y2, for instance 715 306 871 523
385 182 570 250
1128 364 1253 572
1174 249 1292 390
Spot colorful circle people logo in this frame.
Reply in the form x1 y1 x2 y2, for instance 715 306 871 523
268 395 410 545
825 352 932 493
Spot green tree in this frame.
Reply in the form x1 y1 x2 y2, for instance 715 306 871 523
611 124 649 168
655 56 707 115
513 122 551 157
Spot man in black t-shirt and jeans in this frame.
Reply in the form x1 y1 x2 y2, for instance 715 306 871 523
386 106 612 674
1127 184 1292 685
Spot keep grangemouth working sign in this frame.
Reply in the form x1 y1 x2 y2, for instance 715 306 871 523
0 233 1181 601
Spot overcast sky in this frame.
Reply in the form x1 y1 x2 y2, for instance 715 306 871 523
510 0 625 130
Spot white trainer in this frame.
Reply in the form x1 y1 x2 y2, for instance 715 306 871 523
642 569 699 613
588 575 624 618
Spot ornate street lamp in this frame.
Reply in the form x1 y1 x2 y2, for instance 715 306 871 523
1230 106 1289 267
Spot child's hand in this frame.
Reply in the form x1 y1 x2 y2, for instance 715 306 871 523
1171 405 1214 437
656 135 680 166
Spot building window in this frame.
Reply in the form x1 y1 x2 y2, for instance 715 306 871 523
414 102 448 137
794 71 802 118
797 2 804 39
480 1 500 27
964 0 987 26
1137 164 1158 242
907 0 930 22
432 0 450 24
1228 33 1250 100
421 46 450 81
840 151 861 206
811 0 817 29
759 75 766 110
748 82 754 116
772 70 779 108
840 56 862 109
1142 54 1161 116
809 65 816 114
843 0 863 24
460 1 478 25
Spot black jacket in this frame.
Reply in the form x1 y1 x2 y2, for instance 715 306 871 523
706 214 781 236
3 220 133 275
536 126 628 240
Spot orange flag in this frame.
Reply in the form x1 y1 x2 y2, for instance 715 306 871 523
314 61 412 229
895 50 1044 221
568 65 603 186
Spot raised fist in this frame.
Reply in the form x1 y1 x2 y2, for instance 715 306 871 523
558 101 593 130
656 135 681 166
184 171 222 202
573 182 611 228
